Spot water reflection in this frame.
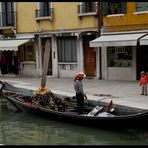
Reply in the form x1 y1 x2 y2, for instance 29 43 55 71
0 96 148 145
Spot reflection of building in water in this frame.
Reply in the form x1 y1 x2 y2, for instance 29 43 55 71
0 96 17 112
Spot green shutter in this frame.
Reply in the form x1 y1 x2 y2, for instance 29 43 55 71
121 2 127 14
102 2 108 16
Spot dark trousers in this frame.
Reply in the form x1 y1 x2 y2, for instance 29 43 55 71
76 93 84 114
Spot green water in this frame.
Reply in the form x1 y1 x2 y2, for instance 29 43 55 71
0 97 148 145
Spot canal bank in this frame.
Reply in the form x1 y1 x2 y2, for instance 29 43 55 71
0 76 148 110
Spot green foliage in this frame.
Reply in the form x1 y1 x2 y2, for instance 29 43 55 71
109 3 120 11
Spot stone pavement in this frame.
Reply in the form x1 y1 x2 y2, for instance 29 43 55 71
0 76 148 110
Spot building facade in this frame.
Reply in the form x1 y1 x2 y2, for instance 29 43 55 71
2 2 148 81
0 2 99 78
0 2 35 77
90 2 148 80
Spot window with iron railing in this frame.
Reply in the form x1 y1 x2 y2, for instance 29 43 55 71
35 8 53 18
0 11 16 27
35 2 53 20
78 2 97 15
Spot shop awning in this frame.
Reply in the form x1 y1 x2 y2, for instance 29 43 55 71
90 33 147 47
0 38 31 51
140 34 148 45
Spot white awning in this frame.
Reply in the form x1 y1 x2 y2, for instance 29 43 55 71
140 35 148 45
0 39 31 51
90 33 147 47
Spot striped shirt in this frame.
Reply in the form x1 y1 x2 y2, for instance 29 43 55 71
74 80 85 96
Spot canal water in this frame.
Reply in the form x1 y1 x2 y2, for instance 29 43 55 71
0 96 148 145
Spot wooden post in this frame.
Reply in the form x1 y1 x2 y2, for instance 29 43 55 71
41 39 50 88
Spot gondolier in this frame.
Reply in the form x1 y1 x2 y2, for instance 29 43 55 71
74 72 87 114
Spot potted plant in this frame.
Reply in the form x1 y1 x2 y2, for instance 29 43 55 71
114 3 120 14
109 3 120 14
109 4 116 14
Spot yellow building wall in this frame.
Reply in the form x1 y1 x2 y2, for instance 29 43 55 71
16 2 37 33
103 2 148 32
52 2 98 31
17 2 98 33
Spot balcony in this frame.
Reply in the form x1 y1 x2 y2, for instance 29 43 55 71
35 8 53 21
77 3 98 17
0 11 16 28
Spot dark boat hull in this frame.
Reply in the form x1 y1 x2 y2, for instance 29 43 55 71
1 80 148 129
3 93 148 129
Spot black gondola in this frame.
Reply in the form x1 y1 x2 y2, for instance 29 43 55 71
0 81 148 129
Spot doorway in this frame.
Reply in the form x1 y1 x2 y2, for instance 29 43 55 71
137 45 148 79
0 50 19 75
83 35 96 77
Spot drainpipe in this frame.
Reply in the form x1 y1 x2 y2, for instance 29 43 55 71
136 32 148 80
98 1 103 79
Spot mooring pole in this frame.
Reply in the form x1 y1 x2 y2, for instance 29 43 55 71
41 39 50 88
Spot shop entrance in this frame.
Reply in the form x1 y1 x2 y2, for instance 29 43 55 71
137 45 148 80
0 50 19 75
83 35 96 77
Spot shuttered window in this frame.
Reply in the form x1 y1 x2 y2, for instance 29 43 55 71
136 2 148 12
102 2 126 16
39 2 51 17
57 37 77 62
1 2 15 26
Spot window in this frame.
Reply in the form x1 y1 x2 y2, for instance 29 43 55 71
107 47 132 67
136 2 148 12
57 37 77 62
78 2 97 14
36 2 52 18
108 2 121 14
102 2 126 16
24 42 34 61
1 2 16 27
40 2 50 17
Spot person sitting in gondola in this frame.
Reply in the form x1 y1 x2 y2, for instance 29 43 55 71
74 72 87 114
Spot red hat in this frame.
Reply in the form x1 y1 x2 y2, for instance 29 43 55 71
74 73 79 80
78 72 86 78
74 72 86 80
